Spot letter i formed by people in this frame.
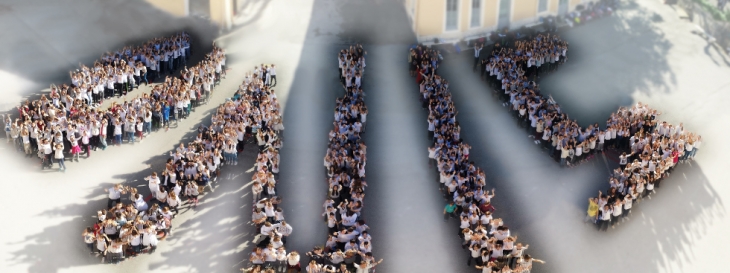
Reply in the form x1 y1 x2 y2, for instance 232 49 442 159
311 45 383 270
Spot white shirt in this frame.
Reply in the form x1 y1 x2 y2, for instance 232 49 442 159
134 195 148 211
41 143 52 154
147 176 161 193
260 225 275 236
623 197 633 210
359 242 372 253
341 213 357 226
130 235 141 246
143 229 158 246
155 190 168 202
287 254 300 266
54 146 64 159
96 238 107 251
263 248 277 262
167 196 180 207
612 204 623 216
275 223 293 236
83 233 95 244
355 263 373 273
108 187 122 199
600 207 612 220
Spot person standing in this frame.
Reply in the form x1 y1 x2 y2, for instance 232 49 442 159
95 234 108 260
185 181 200 207
104 184 125 209
473 43 483 72
3 115 10 143
598 204 612 231
286 251 301 273
21 127 31 157
149 57 158 83
82 227 96 254
144 172 161 202
143 224 159 254
40 138 53 169
113 119 123 146
610 198 623 228
54 142 66 172
517 254 546 272
68 134 81 162
475 261 497 273
354 259 383 273
99 118 108 150
125 117 135 143
584 194 599 223
136 117 144 141
276 220 293 245
167 192 181 215
444 201 457 221
467 243 481 266
270 64 277 87
81 129 92 158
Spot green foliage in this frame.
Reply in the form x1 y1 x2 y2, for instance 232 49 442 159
692 0 730 21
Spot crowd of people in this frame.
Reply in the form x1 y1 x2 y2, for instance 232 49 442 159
240 69 293 273
472 34 701 231
411 45 544 273
280 45 381 273
585 103 701 231
241 45 379 273
82 64 283 264
208 64 292 273
3 32 230 172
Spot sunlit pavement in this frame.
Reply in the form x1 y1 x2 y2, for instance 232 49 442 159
1 0 730 272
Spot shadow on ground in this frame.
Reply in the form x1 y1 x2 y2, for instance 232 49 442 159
539 2 675 127
275 0 420 260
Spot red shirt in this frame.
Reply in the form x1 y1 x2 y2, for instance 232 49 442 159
479 203 496 213
93 223 102 236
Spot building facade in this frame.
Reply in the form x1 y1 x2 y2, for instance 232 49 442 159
405 0 584 43
146 0 235 30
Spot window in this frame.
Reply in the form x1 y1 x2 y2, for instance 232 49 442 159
446 0 459 31
538 0 548 13
471 0 482 28
558 0 569 15
497 0 511 29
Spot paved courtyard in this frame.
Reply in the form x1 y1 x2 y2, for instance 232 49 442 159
0 0 729 272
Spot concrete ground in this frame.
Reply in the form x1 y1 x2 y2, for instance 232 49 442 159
1 0 730 273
